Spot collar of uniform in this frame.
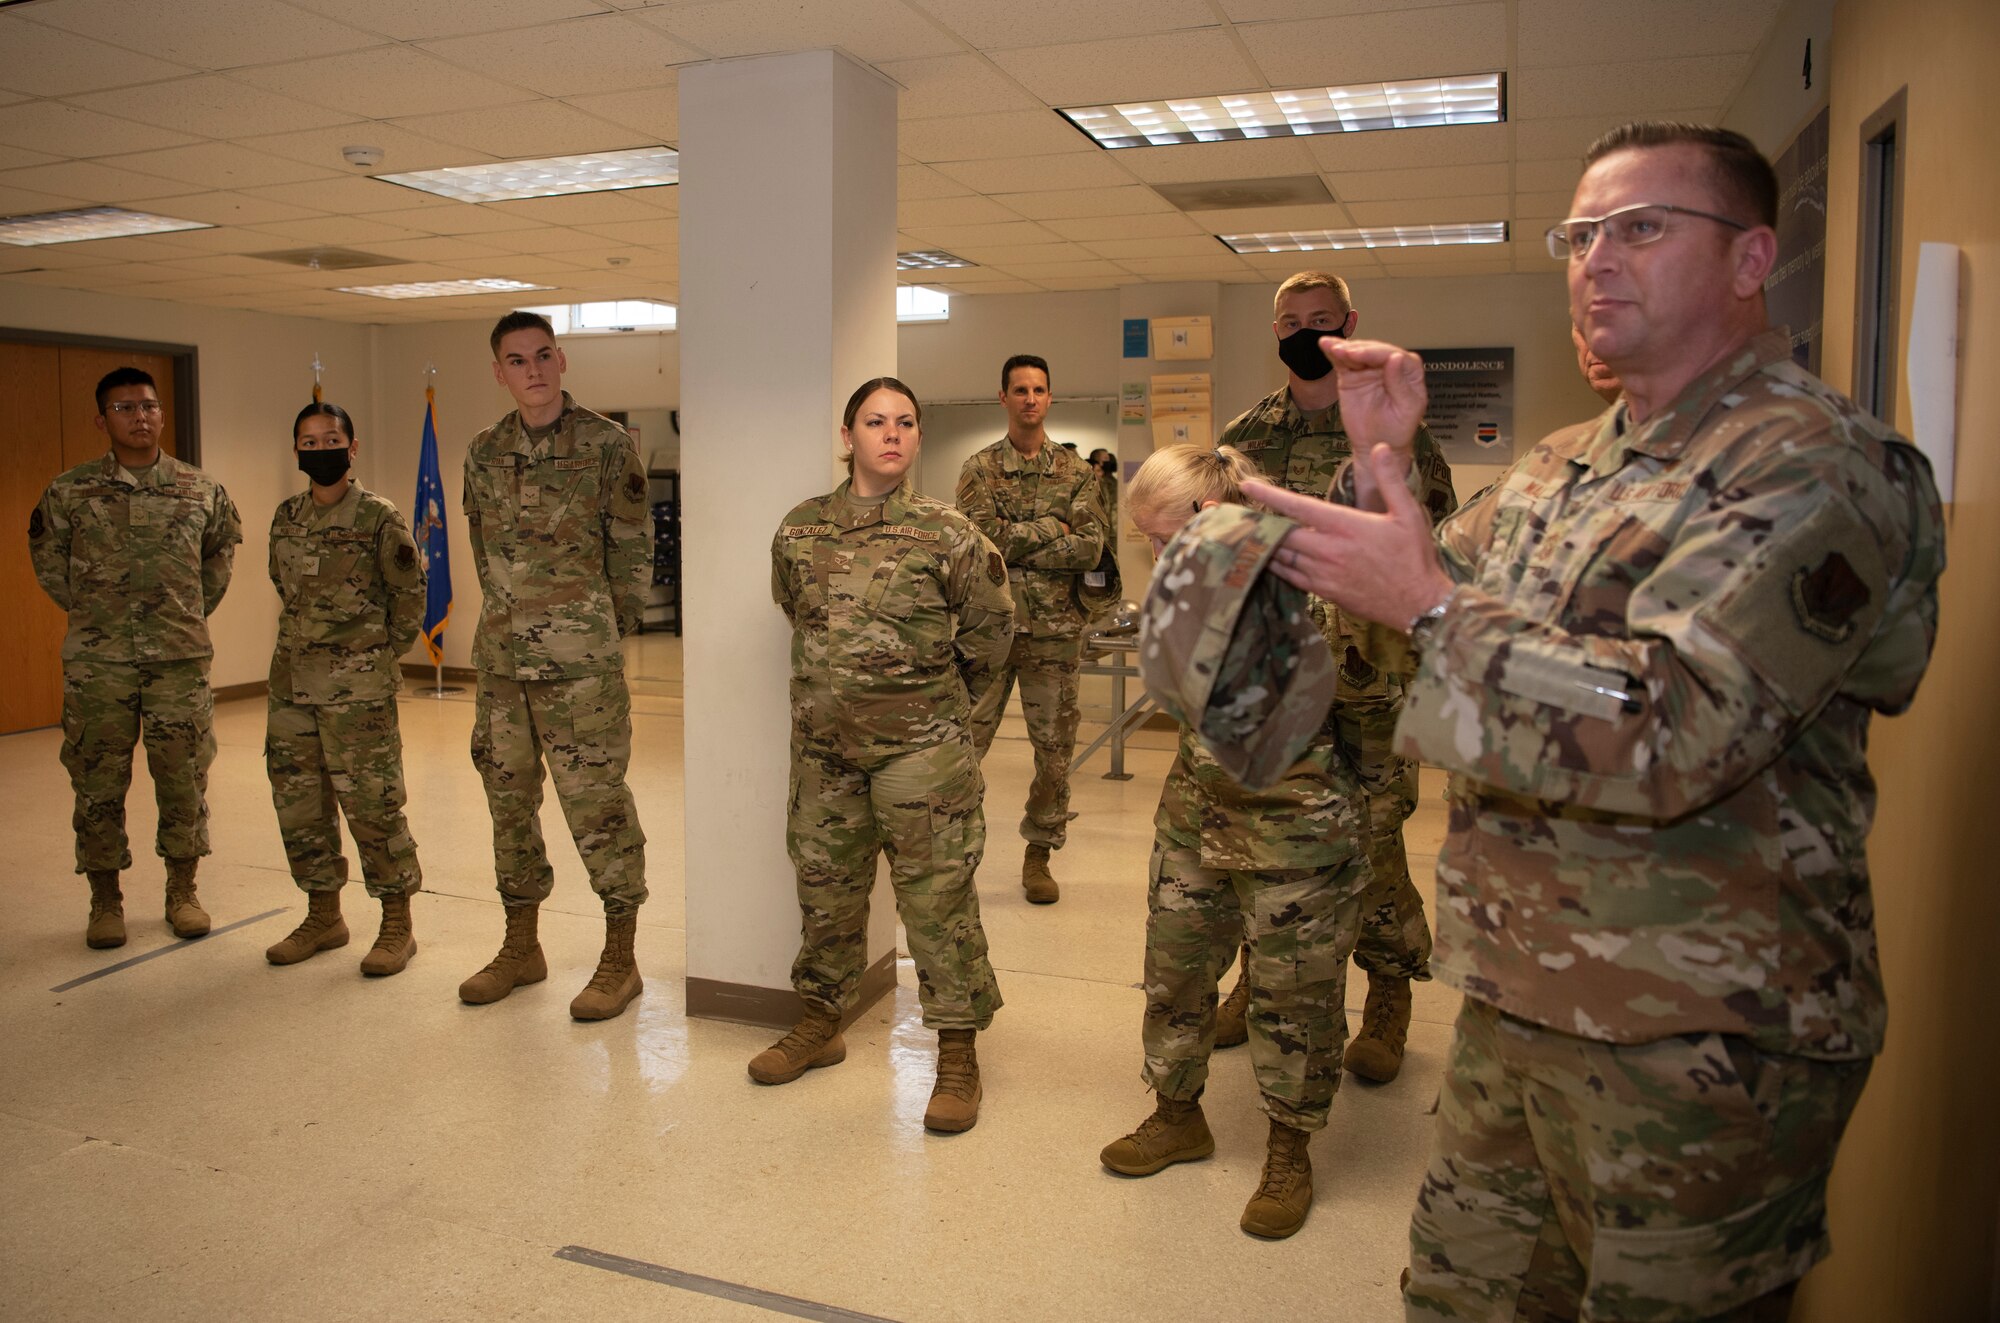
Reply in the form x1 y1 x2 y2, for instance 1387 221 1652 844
1600 328 1792 472
999 436 1056 475
497 391 579 459
1279 388 1343 437
827 477 892 530
315 480 364 529
99 450 178 487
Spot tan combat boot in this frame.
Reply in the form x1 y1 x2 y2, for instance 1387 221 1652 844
1022 843 1059 904
458 904 547 1004
747 1011 847 1084
570 911 642 1020
163 857 211 938
1100 1092 1215 1175
85 870 126 949
359 890 417 977
1344 973 1413 1082
1241 1118 1314 1239
923 1028 982 1132
266 890 348 964
1214 948 1251 1048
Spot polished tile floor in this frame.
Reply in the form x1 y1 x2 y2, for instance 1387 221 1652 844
2 636 1457 1322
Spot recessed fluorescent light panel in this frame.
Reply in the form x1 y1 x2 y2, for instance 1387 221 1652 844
897 250 974 270
0 206 213 246
337 278 553 300
1062 74 1503 149
378 147 680 203
1219 223 1508 254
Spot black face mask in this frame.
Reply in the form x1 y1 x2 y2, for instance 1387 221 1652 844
297 448 352 487
1277 321 1347 381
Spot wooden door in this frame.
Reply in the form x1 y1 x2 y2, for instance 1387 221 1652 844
0 342 70 733
58 346 179 464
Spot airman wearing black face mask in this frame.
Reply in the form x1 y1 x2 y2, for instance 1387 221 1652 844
1210 271 1459 1087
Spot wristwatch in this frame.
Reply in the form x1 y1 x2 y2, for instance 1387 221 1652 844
1407 596 1451 659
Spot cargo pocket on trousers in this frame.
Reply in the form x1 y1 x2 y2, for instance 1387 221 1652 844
1583 1173 1833 1319
919 753 982 879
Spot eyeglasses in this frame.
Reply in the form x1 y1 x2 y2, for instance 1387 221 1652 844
1545 203 1750 260
105 401 164 417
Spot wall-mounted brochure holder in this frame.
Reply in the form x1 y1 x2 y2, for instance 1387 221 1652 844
1151 315 1213 361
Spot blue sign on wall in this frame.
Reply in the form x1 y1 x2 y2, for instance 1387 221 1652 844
1122 318 1149 358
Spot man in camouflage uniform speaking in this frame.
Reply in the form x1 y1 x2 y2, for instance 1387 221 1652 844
1215 271 1457 1085
1246 123 1946 1320
956 354 1110 904
29 366 242 950
457 311 652 1022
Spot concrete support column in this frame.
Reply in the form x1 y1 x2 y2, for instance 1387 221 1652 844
679 50 901 1025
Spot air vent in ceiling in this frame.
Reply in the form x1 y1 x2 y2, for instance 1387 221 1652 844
1152 175 1335 212
251 247 403 271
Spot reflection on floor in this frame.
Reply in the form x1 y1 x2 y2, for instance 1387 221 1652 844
2 635 1453 1322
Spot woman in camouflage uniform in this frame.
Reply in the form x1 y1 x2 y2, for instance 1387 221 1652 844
262 401 427 976
1100 444 1372 1239
750 377 1015 1134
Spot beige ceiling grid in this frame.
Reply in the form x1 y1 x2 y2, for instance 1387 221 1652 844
0 0 1782 322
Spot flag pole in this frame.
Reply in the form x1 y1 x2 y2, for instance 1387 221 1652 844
312 352 323 402
420 362 462 699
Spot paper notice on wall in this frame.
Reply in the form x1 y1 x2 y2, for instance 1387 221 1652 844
1415 347 1514 464
1120 381 1147 424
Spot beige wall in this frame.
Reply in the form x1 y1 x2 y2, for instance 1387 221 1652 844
1793 0 2000 1317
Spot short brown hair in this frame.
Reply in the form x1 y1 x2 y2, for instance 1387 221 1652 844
1273 271 1351 317
1582 122 1778 228
489 309 556 357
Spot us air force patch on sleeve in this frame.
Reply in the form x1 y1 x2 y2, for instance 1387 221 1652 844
987 550 1006 585
395 544 417 571
626 472 647 500
29 506 45 539
1791 551 1868 643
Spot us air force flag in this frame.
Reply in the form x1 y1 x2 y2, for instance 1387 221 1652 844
414 387 452 665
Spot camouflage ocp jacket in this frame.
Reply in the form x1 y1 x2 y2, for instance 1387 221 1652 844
268 482 426 705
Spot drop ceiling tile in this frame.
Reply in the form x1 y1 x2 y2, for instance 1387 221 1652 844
485 190 677 225
1342 195 1510 225
0 145 62 172
70 73 365 139
900 111 1096 163
1516 190 1575 218
1081 235 1232 259
1113 139 1318 186
235 47 540 120
476 226 630 255
1516 158 1583 194
1221 0 1471 18
898 196 1026 227
639 0 958 62
1371 242 1512 263
1377 257 1516 278
1241 250 1383 277
282 0 611 42
1042 212 1205 240
1335 163 1511 202
97 142 342 191
239 126 498 178
570 219 680 245
899 164 975 200
1512 113 1647 162
0 102 199 159
990 30 1263 105
546 244 676 270
562 86 679 144
364 204 543 236
0 183 88 215
920 0 1218 48
0 245 120 274
0 20 196 97
136 191 327 226
238 176 448 215
392 102 655 159
1240 5 1507 86
875 54 1042 118
945 242 1097 264
36 236 216 262
899 220 1065 247
142 224 310 254
933 153 1137 194
0 160 193 204
158 252 315 277
438 254 587 278
243 217 432 246
28 0 385 69
943 279 1045 295
1519 0 1783 67
991 186 1176 220
1513 56 1751 120
1034 276 1129 291
1304 122 1511 173
990 258 1132 279
132 275 283 298
420 15 697 98
359 236 512 263
1183 201 1354 232
1116 256 1255 277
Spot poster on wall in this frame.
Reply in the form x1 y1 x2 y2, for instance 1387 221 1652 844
1768 105 1829 375
1416 347 1514 464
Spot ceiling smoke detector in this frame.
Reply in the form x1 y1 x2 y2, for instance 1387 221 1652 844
341 145 385 169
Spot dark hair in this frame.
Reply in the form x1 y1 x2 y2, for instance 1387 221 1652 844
841 376 922 430
1000 354 1050 392
94 366 156 413
1582 122 1778 228
293 400 355 444
489 309 557 357
1088 448 1114 465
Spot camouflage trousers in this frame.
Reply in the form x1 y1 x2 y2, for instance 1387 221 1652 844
1142 840 1368 1132
265 690 420 899
59 658 214 873
1336 695 1432 981
787 736 1000 1030
471 671 647 914
967 632 1082 849
1406 999 1871 1322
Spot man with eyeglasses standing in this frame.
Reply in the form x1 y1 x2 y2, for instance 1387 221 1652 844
1243 123 1945 1320
29 367 243 950
1208 270 1457 1088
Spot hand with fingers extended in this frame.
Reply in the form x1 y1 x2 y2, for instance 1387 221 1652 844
1321 339 1427 510
1242 444 1455 632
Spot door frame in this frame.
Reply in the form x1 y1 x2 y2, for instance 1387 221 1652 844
0 326 201 464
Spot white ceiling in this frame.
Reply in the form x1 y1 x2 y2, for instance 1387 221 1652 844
0 0 1785 323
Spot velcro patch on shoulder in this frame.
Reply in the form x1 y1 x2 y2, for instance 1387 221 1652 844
786 523 834 537
28 506 46 539
881 524 940 541
1790 551 1868 643
394 544 417 571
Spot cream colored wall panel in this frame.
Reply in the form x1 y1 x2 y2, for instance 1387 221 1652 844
1240 5 1507 87
990 30 1262 105
420 15 698 97
0 20 195 97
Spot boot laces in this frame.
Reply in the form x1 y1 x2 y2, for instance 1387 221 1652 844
772 1017 837 1060
1255 1135 1308 1199
1361 984 1402 1038
933 1042 978 1101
